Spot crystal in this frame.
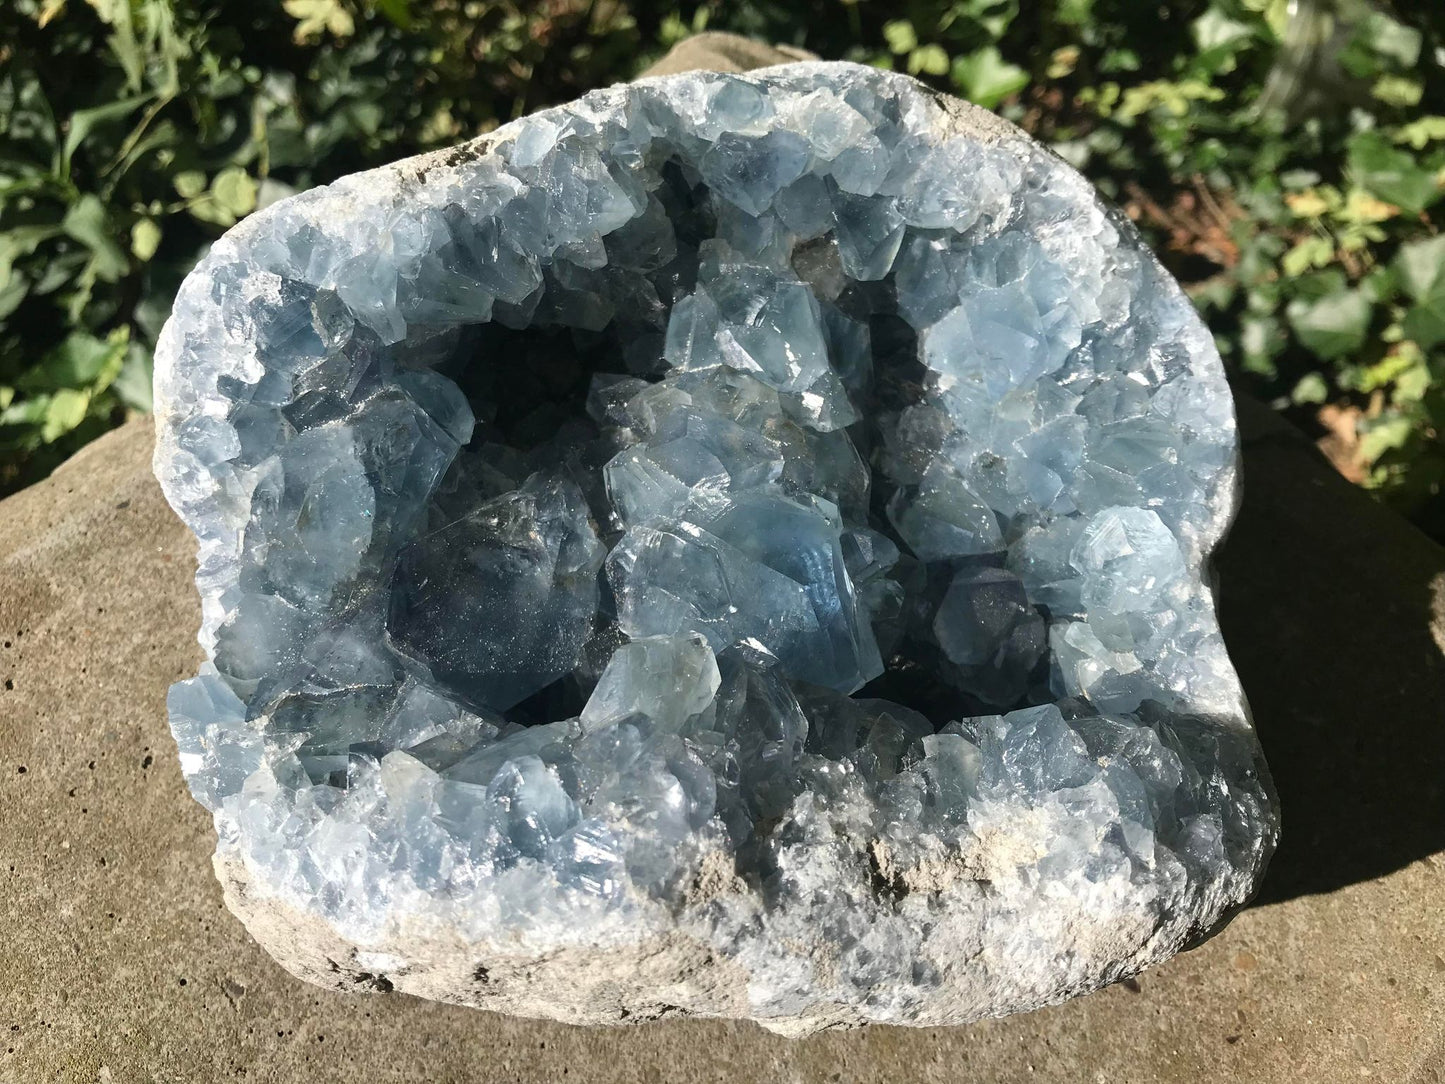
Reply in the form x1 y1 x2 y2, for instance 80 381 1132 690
933 567 1046 706
579 633 721 731
388 474 605 712
606 488 882 693
154 61 1276 1035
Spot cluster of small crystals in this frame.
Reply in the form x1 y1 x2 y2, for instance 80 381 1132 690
158 66 1273 974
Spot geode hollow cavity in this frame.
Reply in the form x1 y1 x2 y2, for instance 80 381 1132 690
155 61 1278 1035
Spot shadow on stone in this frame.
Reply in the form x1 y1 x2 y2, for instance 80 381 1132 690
1219 392 1445 904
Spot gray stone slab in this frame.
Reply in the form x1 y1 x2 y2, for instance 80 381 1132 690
2 404 1441 1083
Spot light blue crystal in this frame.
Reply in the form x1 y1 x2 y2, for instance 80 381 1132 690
155 62 1272 1025
607 490 882 693
443 718 575 787
706 644 810 826
663 252 858 432
917 731 982 819
921 274 1081 400
580 633 721 731
773 172 835 239
975 704 1097 794
1070 506 1187 613
700 130 810 216
933 567 1045 706
167 670 262 808
832 192 905 281
486 754 580 861
603 407 784 526
887 460 1003 561
388 475 605 711
239 426 375 607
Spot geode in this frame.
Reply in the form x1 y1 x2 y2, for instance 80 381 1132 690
154 61 1278 1034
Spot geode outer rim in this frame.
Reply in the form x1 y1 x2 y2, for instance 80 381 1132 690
155 60 1277 1035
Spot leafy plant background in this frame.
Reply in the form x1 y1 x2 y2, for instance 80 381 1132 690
2 0 1442 537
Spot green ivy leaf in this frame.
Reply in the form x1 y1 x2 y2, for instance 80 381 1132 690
41 388 91 442
130 218 162 262
1289 267 1347 303
372 0 413 30
60 94 152 179
1288 289 1372 360
1372 75 1422 108
1346 130 1440 215
283 0 356 45
1394 235 1445 300
958 0 1019 40
1357 11 1422 69
18 329 130 394
1281 236 1333 278
0 224 60 281
883 21 918 56
1192 9 1252 52
111 342 154 413
1291 372 1329 404
60 195 128 283
1239 313 1285 378
1393 236 1445 349
1393 116 1445 150
173 170 207 199
1361 264 1398 305
1402 302 1445 351
1359 413 1414 466
0 274 26 322
909 45 951 77
211 167 258 217
1359 345 1422 392
951 47 1028 109
0 392 50 429
1394 361 1432 403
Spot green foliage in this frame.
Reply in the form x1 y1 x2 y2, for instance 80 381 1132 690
0 0 650 490
1 0 1443 536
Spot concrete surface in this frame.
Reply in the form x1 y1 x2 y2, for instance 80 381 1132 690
3 33 1445 1084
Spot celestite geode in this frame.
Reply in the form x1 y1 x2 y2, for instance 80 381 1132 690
154 61 1278 1034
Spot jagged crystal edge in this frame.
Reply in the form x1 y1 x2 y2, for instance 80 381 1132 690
153 61 1276 1029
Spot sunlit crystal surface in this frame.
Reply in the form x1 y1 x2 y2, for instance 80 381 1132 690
154 62 1276 1029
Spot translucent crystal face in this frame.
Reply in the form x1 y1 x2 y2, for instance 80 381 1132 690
155 63 1275 1025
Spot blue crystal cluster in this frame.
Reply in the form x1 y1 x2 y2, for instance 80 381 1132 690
155 63 1276 1026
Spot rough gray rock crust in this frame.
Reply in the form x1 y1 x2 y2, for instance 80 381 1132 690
155 61 1278 1034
